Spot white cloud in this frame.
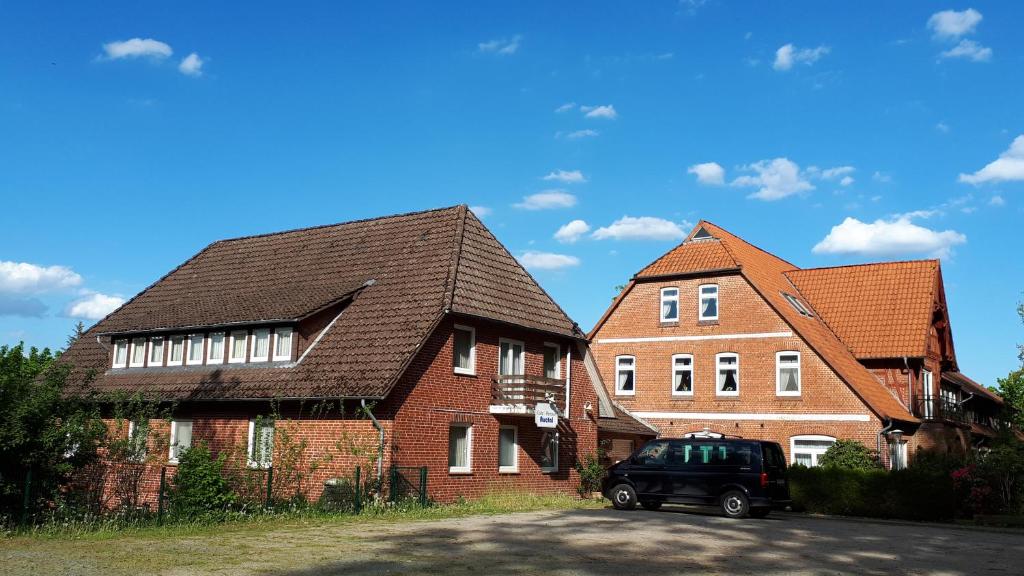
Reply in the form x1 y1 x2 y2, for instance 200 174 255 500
580 105 617 119
941 39 992 62
873 171 892 183
554 220 591 243
592 216 687 241
178 52 204 76
0 261 82 293
554 102 576 113
839 176 854 187
820 166 854 180
561 129 599 140
513 190 577 210
518 251 580 270
478 35 521 55
928 9 983 40
813 216 966 259
469 205 492 218
989 195 1005 206
688 162 725 186
936 121 951 133
732 158 814 200
959 135 1024 184
65 292 125 320
102 38 173 60
773 44 830 71
542 169 587 184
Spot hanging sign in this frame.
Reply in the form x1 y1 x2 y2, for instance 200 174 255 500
535 402 559 429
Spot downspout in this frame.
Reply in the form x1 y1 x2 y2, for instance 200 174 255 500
361 399 384 485
877 419 895 470
564 344 572 418
902 356 913 412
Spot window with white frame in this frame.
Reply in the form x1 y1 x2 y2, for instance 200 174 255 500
149 336 165 367
247 418 275 469
540 430 559 473
543 343 561 379
186 333 205 365
112 339 129 368
129 337 147 368
790 435 835 467
229 331 247 363
889 440 908 470
127 420 148 462
660 287 679 322
168 419 193 463
671 354 693 396
498 338 525 376
716 353 739 395
615 356 635 395
498 425 518 473
251 329 270 362
776 351 801 396
167 335 185 366
273 328 293 362
207 332 225 364
699 284 719 321
448 423 472 473
922 370 935 419
452 325 476 375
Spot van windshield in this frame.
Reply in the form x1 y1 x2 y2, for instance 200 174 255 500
667 441 756 466
633 440 670 465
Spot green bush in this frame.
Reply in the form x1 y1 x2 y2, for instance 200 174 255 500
789 465 955 521
168 443 236 519
818 439 881 470
574 452 606 498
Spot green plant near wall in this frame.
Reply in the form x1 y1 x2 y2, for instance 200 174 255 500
168 442 236 519
574 447 608 498
818 439 882 471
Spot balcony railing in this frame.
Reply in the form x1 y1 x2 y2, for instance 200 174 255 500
490 375 566 416
915 397 967 424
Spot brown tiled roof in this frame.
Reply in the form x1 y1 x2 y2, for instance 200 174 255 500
60 206 582 400
943 371 1003 405
786 261 939 359
637 238 738 278
598 403 659 436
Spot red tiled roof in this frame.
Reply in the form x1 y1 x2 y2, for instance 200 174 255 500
598 403 659 436
943 371 1003 405
637 238 738 278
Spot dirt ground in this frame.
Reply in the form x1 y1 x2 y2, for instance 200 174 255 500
4 506 1023 575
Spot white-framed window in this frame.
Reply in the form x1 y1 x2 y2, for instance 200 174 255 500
615 355 635 395
790 435 835 467
168 419 193 464
671 354 694 396
251 329 271 362
229 330 247 364
660 287 679 322
699 284 719 321
186 333 205 365
207 332 225 364
129 337 147 368
148 336 165 367
889 440 908 471
540 430 559 473
776 351 801 396
126 419 148 462
543 342 561 379
922 369 934 419
498 338 525 376
167 335 185 366
112 339 129 368
452 324 476 375
448 423 472 474
247 418 274 469
498 425 518 473
716 353 739 396
273 328 293 362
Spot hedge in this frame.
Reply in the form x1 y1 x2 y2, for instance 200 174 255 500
789 465 956 522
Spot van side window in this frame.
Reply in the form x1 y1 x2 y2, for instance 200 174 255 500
634 441 669 465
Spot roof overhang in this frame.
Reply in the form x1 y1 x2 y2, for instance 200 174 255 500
632 267 742 283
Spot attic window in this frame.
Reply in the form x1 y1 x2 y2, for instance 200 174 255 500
692 227 713 240
783 293 813 317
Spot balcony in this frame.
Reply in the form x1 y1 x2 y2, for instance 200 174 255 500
490 375 566 416
915 397 967 424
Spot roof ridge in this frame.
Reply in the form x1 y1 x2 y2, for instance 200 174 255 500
699 220 799 270
793 258 939 274
443 205 469 311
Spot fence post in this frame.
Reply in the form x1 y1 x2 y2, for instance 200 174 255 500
353 466 361 514
265 467 274 509
389 466 397 503
21 467 32 526
157 466 167 525
419 466 427 507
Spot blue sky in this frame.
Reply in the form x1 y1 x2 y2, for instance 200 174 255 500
1 1 1022 385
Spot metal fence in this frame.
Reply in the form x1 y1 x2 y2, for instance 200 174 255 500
388 466 428 506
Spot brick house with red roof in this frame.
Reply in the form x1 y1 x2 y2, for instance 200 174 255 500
61 206 634 505
590 221 1006 468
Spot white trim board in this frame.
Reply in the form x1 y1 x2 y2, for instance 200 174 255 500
631 411 871 422
596 331 792 344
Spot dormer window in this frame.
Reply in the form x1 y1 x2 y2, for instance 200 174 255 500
692 226 713 240
129 337 147 368
207 332 225 364
149 336 165 367
699 284 719 321
251 329 270 362
273 328 293 362
186 334 205 365
229 331 247 364
112 339 129 368
167 335 185 366
660 287 679 322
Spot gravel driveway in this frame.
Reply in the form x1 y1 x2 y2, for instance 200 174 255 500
4 506 1023 575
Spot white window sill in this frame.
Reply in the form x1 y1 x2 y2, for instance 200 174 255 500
615 390 635 396
453 368 476 376
498 468 518 474
777 392 802 397
541 468 558 474
671 392 694 397
207 359 224 365
449 468 472 475
716 391 739 397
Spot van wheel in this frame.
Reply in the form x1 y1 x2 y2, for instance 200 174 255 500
719 490 749 519
750 507 771 518
610 484 637 510
640 501 662 511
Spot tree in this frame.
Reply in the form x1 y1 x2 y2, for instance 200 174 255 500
65 321 86 351
817 439 881 470
996 369 1024 431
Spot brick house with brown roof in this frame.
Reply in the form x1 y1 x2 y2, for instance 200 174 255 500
61 205 631 504
590 221 1006 468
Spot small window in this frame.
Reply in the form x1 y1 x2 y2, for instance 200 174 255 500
126 420 148 462
791 435 836 467
448 423 472 474
660 287 679 322
167 335 185 366
247 418 275 469
229 331 247 363
207 332 225 364
251 329 270 362
716 353 739 396
634 440 669 465
453 325 476 375
543 343 561 379
148 336 165 367
672 354 693 396
699 284 719 321
615 356 635 396
186 333 205 365
112 339 129 368
169 419 193 464
273 328 293 362
889 440 908 470
129 337 147 368
540 430 559 473
499 425 518 473
776 351 801 396
498 338 525 376
783 293 813 317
